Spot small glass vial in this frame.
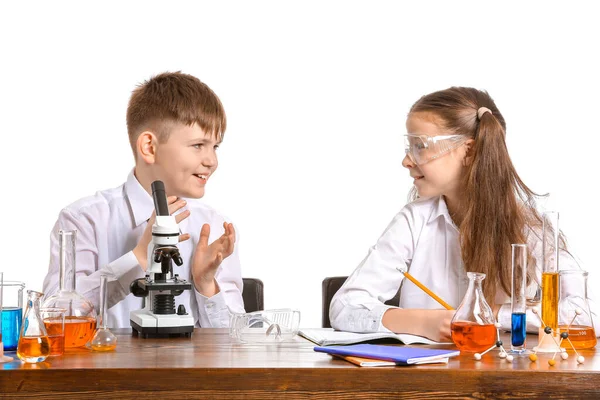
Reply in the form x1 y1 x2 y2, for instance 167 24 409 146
558 270 597 349
43 230 97 348
510 244 527 353
451 272 496 352
17 290 50 363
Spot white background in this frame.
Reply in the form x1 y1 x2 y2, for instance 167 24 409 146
1 1 598 328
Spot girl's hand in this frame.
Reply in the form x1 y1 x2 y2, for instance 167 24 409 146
382 308 456 343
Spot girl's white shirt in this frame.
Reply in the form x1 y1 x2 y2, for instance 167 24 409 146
329 196 599 336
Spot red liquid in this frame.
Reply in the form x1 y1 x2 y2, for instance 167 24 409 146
559 325 597 350
451 322 496 352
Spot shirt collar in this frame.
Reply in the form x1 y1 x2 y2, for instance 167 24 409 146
427 195 456 228
125 169 154 227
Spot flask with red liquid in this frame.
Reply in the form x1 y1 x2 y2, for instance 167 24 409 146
451 272 497 352
43 230 97 348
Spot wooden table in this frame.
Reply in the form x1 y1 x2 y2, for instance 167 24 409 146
1 329 599 399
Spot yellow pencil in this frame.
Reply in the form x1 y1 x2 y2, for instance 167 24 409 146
399 269 454 310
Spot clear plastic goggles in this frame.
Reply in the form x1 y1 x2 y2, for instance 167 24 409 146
404 134 466 165
229 308 301 344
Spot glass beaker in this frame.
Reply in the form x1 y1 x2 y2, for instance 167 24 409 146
41 307 66 356
90 275 117 351
558 270 596 350
1 271 14 363
42 230 97 348
450 272 497 352
17 290 50 363
0 280 25 351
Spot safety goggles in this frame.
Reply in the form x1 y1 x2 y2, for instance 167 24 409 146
404 134 466 165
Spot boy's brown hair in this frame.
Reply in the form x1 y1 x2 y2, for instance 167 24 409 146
126 71 226 156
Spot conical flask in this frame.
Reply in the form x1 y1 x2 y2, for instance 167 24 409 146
43 230 97 348
90 275 117 351
450 272 497 352
17 290 50 363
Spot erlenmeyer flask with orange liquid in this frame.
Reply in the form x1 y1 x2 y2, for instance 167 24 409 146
450 272 497 352
558 270 596 349
17 290 50 363
43 230 97 348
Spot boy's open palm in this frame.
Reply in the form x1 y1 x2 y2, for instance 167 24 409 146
192 222 235 295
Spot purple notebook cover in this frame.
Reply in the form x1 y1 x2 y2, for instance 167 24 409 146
314 344 459 364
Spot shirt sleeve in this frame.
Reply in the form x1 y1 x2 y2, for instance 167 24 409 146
42 208 145 313
192 222 244 328
329 207 416 333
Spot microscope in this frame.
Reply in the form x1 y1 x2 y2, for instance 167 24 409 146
129 180 195 338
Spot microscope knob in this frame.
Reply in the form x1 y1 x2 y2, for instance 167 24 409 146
129 279 149 297
177 304 188 315
173 252 183 266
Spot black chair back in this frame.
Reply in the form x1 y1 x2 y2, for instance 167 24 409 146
322 276 401 328
242 278 264 313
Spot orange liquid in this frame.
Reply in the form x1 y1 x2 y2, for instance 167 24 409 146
44 318 65 356
91 343 117 352
541 272 559 330
54 316 96 348
451 322 496 352
17 336 50 362
559 325 597 349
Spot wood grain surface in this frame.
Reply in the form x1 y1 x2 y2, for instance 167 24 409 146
1 329 599 399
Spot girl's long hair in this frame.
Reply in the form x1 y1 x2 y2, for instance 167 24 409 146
409 87 548 302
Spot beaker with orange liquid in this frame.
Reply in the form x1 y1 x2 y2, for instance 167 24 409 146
451 272 497 352
43 230 97 348
558 270 596 350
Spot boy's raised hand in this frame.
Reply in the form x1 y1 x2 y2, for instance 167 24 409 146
133 196 191 271
192 222 235 297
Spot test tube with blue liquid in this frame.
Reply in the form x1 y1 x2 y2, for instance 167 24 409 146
510 244 527 353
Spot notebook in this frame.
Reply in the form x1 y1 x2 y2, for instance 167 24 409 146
299 328 447 346
314 344 460 365
333 354 450 367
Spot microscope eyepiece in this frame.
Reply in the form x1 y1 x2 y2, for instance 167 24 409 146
151 180 170 216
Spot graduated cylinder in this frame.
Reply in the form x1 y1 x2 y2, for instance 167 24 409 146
510 244 527 353
541 212 560 331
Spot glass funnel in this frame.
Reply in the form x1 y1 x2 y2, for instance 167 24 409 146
450 272 497 352
558 270 596 349
90 275 117 351
42 230 96 348
17 290 50 363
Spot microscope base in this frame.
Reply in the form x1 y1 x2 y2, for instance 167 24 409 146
130 310 194 338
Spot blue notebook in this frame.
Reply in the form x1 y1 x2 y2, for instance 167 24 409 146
314 344 460 365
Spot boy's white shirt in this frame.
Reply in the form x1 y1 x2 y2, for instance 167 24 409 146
42 170 245 329
330 196 599 336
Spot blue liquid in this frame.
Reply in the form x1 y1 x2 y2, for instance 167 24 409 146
511 312 526 347
1 307 23 351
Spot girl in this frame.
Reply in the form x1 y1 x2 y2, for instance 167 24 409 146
329 87 598 342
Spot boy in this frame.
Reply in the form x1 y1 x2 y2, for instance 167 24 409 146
42 72 245 328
